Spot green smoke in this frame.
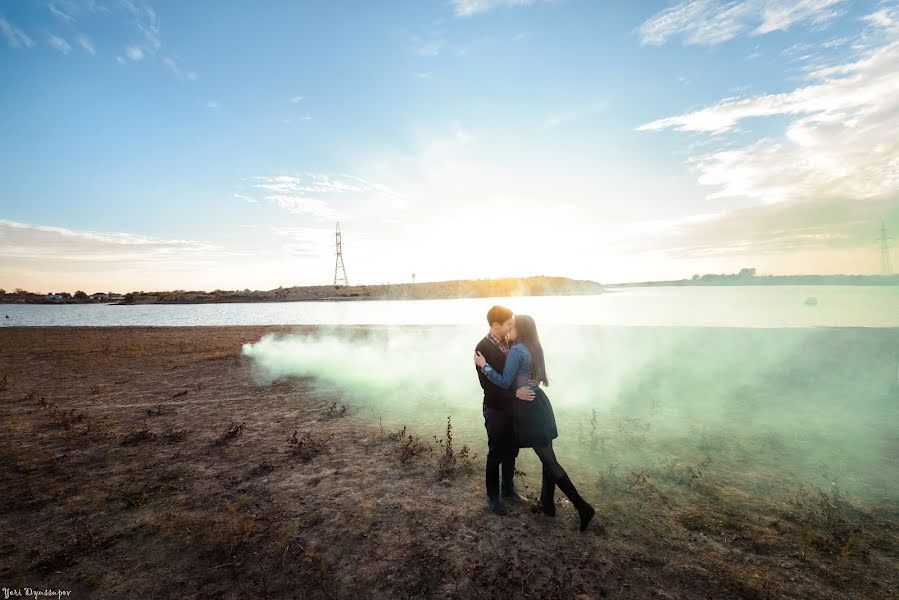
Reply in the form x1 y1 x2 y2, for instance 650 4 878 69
242 325 899 506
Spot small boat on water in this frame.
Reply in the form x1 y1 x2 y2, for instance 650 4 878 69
804 297 818 306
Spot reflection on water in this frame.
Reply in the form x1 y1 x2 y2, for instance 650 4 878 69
2 285 899 327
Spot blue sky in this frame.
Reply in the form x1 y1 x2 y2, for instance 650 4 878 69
1 0 898 292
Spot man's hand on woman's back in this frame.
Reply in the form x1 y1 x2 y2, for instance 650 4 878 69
516 386 536 401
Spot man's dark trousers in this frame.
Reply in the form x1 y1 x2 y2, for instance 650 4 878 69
483 403 519 498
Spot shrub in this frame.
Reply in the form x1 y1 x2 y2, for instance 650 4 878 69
433 416 476 479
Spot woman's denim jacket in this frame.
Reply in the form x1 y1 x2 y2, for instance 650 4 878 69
480 342 536 391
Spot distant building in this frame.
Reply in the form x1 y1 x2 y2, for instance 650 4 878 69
90 292 109 300
53 292 71 300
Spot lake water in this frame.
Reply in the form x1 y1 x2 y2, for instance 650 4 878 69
1 285 897 327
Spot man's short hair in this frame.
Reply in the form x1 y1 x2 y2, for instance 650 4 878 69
487 305 513 327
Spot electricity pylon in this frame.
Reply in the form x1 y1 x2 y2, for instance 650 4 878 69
878 221 893 275
334 222 349 286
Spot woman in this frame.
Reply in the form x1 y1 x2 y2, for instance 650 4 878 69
474 314 596 532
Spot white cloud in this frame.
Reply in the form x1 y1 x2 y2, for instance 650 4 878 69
289 95 304 103
48 34 72 54
0 15 34 48
125 45 144 60
206 100 219 109
450 0 541 18
76 33 95 55
638 0 847 46
638 21 899 206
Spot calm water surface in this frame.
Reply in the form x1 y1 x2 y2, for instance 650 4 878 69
1 286 897 327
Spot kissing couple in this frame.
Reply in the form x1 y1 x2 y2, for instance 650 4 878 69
473 305 596 532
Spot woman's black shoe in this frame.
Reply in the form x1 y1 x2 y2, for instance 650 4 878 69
577 504 596 532
556 474 595 531
531 501 556 517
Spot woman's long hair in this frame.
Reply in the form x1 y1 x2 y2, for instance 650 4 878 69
513 314 548 386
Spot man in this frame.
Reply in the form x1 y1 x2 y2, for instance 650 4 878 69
475 305 536 515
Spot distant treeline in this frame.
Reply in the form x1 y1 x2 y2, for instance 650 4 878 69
608 269 899 287
0 289 121 304
118 276 607 305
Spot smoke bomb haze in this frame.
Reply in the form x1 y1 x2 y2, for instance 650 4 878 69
243 325 899 505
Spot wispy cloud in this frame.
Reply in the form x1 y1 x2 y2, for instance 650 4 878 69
48 34 72 54
450 0 542 18
76 33 95 55
48 3 75 22
123 0 160 55
0 218 224 263
0 14 34 48
206 100 219 109
120 0 198 79
0 218 253 292
289 95 304 103
409 34 444 56
247 173 402 220
249 175 336 220
638 0 848 46
162 56 197 80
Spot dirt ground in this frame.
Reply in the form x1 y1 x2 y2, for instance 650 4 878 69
1 326 896 599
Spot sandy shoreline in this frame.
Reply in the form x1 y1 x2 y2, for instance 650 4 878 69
1 326 896 599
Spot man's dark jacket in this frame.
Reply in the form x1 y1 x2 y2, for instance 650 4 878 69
475 335 515 411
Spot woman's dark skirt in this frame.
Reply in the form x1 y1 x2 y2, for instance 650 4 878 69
512 386 558 449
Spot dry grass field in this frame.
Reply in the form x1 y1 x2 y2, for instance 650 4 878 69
1 326 896 599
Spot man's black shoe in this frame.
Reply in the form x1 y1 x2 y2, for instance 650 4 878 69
531 500 556 517
487 496 508 515
501 489 526 504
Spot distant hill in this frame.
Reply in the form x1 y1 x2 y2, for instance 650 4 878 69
117 276 606 305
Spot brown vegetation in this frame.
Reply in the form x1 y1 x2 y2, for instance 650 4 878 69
117 275 605 305
0 326 896 599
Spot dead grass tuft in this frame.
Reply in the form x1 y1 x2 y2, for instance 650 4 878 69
212 421 246 447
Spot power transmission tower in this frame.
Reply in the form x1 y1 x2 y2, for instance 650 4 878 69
334 222 349 286
878 221 893 275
